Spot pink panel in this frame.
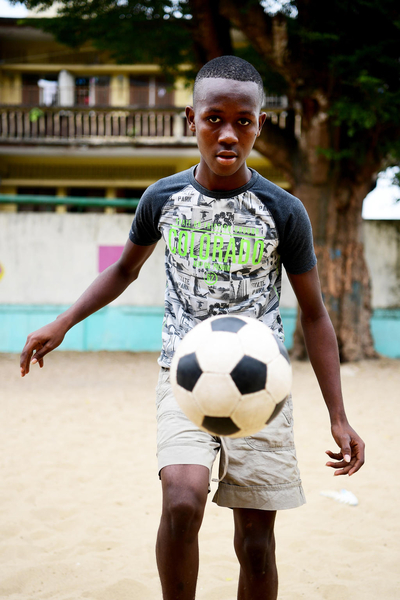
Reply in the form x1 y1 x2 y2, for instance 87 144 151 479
98 245 124 273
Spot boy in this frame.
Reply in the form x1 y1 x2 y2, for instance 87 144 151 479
20 56 365 600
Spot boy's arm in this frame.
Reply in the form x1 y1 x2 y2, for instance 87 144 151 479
287 265 365 476
20 240 157 377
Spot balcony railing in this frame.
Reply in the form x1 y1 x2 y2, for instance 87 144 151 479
0 101 294 145
0 106 195 145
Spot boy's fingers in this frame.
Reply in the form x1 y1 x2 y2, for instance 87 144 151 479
325 448 352 475
348 449 365 476
31 343 52 363
325 450 342 460
342 448 351 463
20 338 48 375
326 451 361 476
20 346 35 376
31 355 45 367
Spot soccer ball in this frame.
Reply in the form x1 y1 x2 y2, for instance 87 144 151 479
170 315 292 438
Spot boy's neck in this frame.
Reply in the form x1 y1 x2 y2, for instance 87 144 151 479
194 162 252 192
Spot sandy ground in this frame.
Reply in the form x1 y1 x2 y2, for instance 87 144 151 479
0 351 399 600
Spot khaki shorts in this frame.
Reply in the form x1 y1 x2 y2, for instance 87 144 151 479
156 368 305 511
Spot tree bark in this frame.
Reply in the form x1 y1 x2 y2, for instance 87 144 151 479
290 98 378 361
290 178 377 362
188 0 233 63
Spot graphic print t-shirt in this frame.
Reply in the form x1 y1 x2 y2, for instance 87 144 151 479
129 167 316 368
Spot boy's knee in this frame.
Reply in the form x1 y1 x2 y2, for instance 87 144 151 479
234 528 276 577
161 485 206 542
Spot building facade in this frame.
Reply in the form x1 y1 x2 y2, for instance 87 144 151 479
0 17 289 209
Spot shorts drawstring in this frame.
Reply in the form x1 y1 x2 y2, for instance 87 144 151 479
212 436 230 483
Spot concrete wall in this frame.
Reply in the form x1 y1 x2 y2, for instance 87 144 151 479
0 212 296 309
0 213 165 306
0 214 399 356
363 220 400 308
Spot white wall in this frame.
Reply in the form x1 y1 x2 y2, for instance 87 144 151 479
0 213 398 310
0 213 166 306
363 220 400 308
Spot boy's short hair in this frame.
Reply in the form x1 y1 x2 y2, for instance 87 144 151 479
193 55 265 108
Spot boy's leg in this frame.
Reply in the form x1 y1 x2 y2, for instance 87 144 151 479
156 464 210 600
233 508 278 600
212 398 304 600
155 368 220 598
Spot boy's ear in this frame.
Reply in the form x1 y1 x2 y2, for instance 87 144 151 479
257 112 267 136
186 106 196 132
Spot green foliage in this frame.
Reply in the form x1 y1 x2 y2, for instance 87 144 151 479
17 0 196 75
316 147 354 162
235 45 289 96
29 107 44 122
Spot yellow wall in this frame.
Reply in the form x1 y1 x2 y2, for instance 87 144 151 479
174 77 193 108
0 73 22 105
0 151 289 192
0 185 17 212
110 74 130 107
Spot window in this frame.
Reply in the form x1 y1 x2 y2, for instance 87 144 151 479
22 74 59 106
129 76 174 107
155 78 174 108
75 77 110 106
129 76 150 106
22 74 40 106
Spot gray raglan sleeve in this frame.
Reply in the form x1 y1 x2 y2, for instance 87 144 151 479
129 170 191 246
129 187 163 246
278 197 317 275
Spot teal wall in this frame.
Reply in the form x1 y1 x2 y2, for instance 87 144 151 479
1 304 400 358
0 305 164 353
0 305 297 354
370 309 400 359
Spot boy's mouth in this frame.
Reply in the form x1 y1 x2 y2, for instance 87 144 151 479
216 151 238 165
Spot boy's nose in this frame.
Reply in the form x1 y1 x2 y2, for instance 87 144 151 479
218 123 238 144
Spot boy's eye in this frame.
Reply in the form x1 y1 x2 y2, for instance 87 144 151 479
207 116 221 123
238 118 251 126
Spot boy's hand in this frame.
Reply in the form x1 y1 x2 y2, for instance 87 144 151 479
20 320 68 377
326 421 365 476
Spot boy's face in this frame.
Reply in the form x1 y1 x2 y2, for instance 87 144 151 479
186 78 266 191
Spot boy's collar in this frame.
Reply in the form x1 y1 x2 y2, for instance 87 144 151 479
189 165 258 199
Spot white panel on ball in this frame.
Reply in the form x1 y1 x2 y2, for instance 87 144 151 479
231 390 276 434
237 322 280 364
194 372 241 417
266 354 292 403
174 319 213 356
195 332 243 373
173 387 205 427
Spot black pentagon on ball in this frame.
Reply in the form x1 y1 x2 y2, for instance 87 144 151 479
202 415 240 436
211 316 247 334
230 355 267 395
177 352 202 392
266 397 287 424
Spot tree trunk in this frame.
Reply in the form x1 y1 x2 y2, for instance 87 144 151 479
188 0 233 63
290 176 377 362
